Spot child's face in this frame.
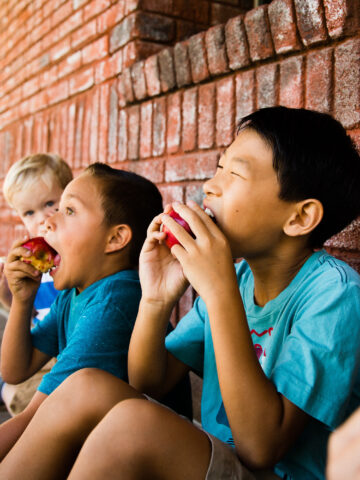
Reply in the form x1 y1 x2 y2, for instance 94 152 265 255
44 173 111 293
203 128 295 260
11 177 63 237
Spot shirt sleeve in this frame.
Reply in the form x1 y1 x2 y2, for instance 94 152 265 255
37 303 136 395
31 298 60 357
271 277 360 429
165 296 206 376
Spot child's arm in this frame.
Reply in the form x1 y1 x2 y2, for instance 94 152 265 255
159 203 309 468
0 260 12 310
128 211 192 398
1 238 51 383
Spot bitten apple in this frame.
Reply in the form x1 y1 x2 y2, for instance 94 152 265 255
162 209 195 249
20 237 58 273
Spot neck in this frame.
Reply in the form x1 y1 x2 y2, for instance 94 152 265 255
246 246 314 307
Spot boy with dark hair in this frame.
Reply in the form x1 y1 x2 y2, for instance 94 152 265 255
0 164 168 459
1 107 360 480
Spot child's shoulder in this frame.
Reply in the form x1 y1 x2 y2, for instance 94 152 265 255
309 250 360 287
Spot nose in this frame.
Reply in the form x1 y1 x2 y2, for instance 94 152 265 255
203 173 221 197
45 212 57 232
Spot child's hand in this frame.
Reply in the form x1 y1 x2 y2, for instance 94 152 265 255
139 207 189 308
3 237 42 305
161 202 237 303
0 261 12 310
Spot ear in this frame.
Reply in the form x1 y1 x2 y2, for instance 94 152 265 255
283 199 323 238
104 224 132 254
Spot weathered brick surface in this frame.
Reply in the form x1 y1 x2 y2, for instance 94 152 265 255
0 0 360 280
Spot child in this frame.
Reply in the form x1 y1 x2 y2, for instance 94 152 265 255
0 153 73 414
1 107 360 480
0 163 165 459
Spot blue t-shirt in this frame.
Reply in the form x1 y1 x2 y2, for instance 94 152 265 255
31 270 141 395
165 251 360 479
33 272 59 325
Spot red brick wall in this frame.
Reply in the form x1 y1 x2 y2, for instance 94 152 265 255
1 0 360 318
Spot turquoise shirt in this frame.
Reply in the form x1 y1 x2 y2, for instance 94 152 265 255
165 251 360 479
31 270 141 395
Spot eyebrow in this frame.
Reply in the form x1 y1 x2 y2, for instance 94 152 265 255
64 193 87 206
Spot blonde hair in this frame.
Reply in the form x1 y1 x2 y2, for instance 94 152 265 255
3 153 73 207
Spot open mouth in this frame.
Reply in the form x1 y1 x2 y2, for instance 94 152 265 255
204 207 217 224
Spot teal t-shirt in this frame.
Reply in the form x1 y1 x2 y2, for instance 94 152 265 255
165 251 360 479
31 270 141 395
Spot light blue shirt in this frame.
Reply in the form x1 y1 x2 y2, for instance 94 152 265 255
31 270 141 395
165 251 360 479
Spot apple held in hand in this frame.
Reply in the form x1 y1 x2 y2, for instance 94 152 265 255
20 237 58 273
162 209 195 249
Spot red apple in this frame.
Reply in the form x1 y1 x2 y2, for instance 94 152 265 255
20 237 58 273
162 209 195 249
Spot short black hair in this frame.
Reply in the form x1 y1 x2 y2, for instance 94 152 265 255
85 163 163 266
239 106 360 248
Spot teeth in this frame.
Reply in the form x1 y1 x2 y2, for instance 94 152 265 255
204 208 214 218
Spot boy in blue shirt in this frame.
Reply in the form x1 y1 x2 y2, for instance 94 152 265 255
0 163 166 459
1 107 360 480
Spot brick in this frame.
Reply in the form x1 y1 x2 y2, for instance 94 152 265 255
82 96 93 167
334 38 360 128
225 15 250 71
23 117 34 156
128 105 140 160
176 19 201 42
182 87 198 152
14 123 24 160
22 76 40 99
293 0 327 46
126 158 164 184
165 151 218 182
57 52 82 80
167 92 181 154
324 218 360 251
198 83 215 150
173 0 210 24
95 50 122 84
235 70 255 125
30 90 49 114
82 36 109 64
84 0 111 22
125 0 140 15
131 60 147 100
256 63 278 109
71 19 97 49
135 12 175 43
117 74 127 107
69 68 94 95
122 67 135 103
59 105 68 160
49 111 61 156
158 48 176 93
51 37 71 62
140 101 153 159
118 109 128 161
174 41 192 88
244 5 274 62
185 183 206 206
110 15 136 52
305 48 332 113
98 82 110 163
324 0 360 39
51 1 72 28
97 2 125 34
349 130 360 155
216 77 235 148
279 55 304 108
108 84 118 164
56 10 83 40
122 39 163 69
188 32 210 84
159 185 184 207
144 54 161 97
67 103 77 167
47 80 69 106
141 0 173 14
205 24 229 76
152 97 166 157
268 0 302 54
74 99 85 170
89 88 100 163
211 3 247 24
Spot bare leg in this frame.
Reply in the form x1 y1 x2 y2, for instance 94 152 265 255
69 398 212 480
0 369 142 480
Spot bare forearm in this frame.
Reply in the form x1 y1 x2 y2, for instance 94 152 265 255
0 298 35 383
206 290 299 467
128 299 174 396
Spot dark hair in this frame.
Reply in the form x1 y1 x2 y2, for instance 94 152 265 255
238 106 360 248
85 163 163 266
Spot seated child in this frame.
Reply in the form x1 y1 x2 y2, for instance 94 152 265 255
0 163 166 459
0 153 73 414
1 107 360 480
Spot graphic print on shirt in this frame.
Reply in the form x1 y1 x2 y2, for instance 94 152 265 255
251 327 273 360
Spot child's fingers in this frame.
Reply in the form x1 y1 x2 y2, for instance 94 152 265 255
5 259 41 280
6 246 32 264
